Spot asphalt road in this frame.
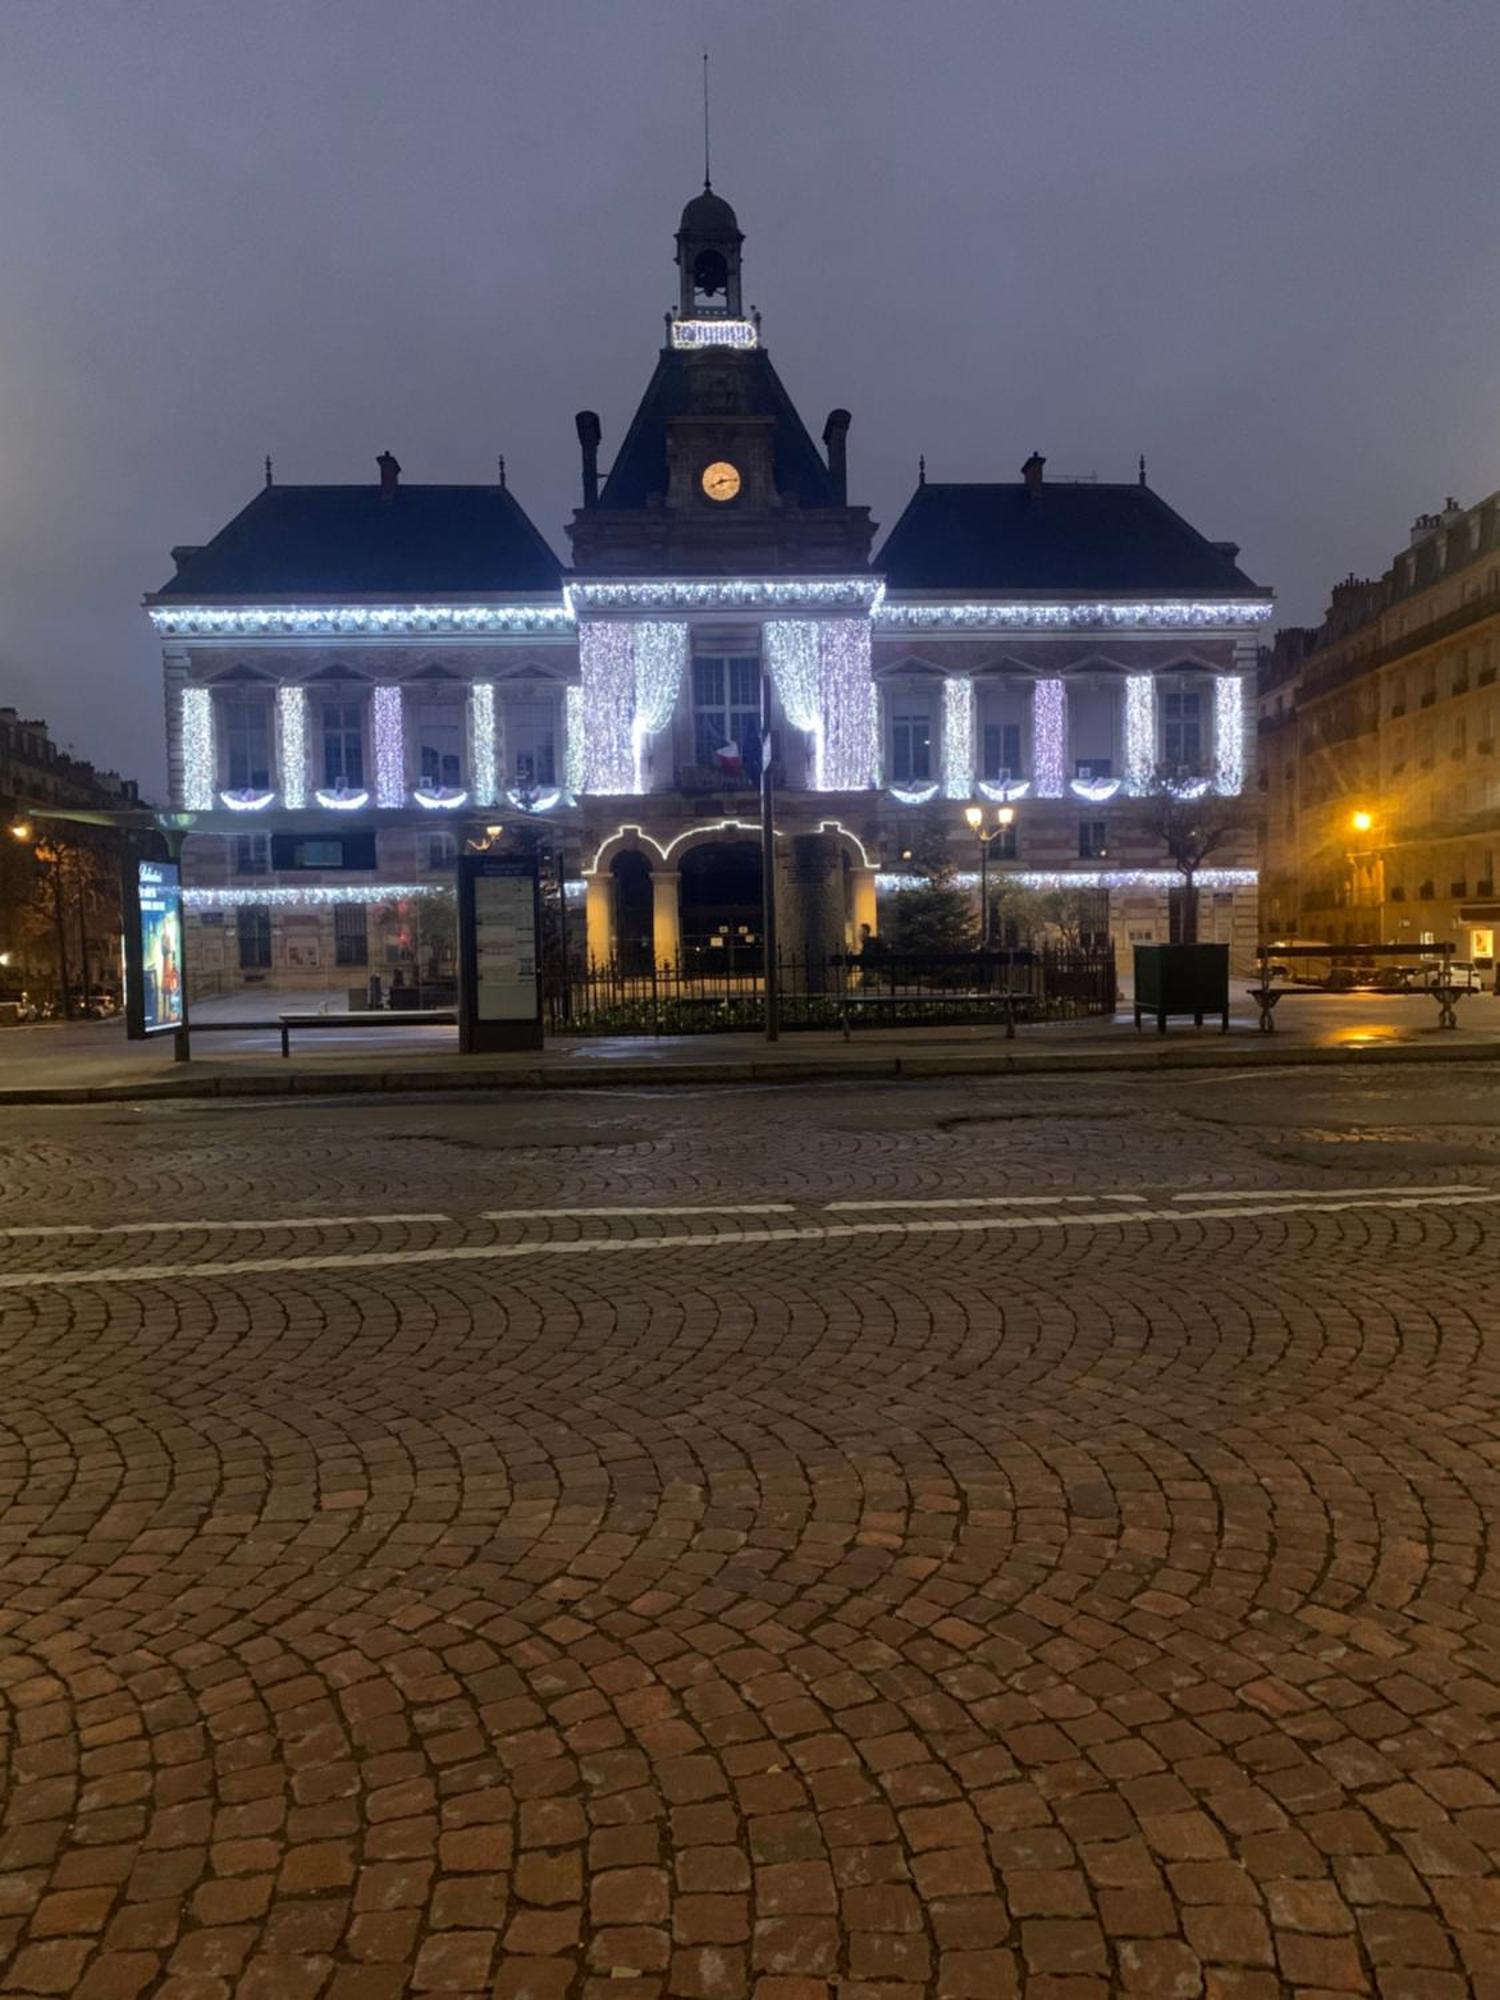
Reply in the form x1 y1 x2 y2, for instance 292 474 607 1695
2 1069 1500 1999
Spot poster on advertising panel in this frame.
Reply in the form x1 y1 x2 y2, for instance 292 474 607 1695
457 853 544 1052
125 859 185 1038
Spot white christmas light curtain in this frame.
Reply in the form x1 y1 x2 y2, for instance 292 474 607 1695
468 685 498 808
1214 675 1246 795
579 622 637 793
942 676 974 799
372 686 405 806
277 686 307 809
564 685 585 796
1033 679 1067 797
817 619 874 791
630 623 689 791
1124 676 1155 795
181 687 214 809
765 618 874 791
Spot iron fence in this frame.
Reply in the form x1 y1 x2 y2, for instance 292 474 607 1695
546 944 1117 1036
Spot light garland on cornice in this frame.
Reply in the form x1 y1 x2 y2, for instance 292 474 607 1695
875 867 1259 894
631 623 689 791
669 318 758 350
942 677 974 800
276 686 307 810
372 686 404 807
566 578 883 615
1033 680 1066 797
1214 674 1246 795
181 687 214 810
149 604 574 639
469 684 498 808
185 884 448 909
1124 676 1155 796
876 600 1273 632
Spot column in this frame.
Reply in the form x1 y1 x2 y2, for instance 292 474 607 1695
788 832 845 993
585 875 614 967
851 866 878 944
651 870 682 969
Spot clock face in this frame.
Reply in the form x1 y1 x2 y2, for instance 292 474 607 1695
701 460 742 503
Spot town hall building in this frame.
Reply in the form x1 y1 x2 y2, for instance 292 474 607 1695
149 182 1271 997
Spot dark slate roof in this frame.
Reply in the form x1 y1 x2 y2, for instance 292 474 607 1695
876 481 1266 596
152 483 564 598
598 349 839 511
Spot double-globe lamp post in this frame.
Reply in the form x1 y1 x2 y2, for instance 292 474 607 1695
963 803 1016 948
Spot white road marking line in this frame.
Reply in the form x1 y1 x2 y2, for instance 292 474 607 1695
3 1190 1496 1291
0 1212 452 1240
825 1193 1147 1212
1175 1184 1487 1202
481 1203 797 1220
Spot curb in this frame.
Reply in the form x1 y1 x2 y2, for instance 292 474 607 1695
4 1034 1499 1106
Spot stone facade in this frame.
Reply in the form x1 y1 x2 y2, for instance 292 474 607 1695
1258 489 1500 965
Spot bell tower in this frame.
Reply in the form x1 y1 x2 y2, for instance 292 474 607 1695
676 187 745 320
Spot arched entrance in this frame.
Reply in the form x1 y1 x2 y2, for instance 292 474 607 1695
679 841 763 973
611 851 654 973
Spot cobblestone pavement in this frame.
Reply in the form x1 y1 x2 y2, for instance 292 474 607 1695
3 1070 1500 1999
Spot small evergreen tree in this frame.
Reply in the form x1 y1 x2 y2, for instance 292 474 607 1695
882 823 978 955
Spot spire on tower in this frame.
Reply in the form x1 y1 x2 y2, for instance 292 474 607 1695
702 48 711 190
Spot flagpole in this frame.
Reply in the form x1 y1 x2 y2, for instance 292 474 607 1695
760 665 779 1042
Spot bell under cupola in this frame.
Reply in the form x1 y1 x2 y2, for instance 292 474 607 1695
676 185 744 320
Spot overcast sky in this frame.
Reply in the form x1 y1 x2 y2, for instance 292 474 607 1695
2 0 1498 796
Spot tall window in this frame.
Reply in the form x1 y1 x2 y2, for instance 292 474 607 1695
693 656 759 766
1078 820 1109 860
321 701 365 789
236 904 272 970
234 833 270 877
983 721 1022 782
509 700 557 786
415 701 464 791
334 904 368 967
427 832 458 870
1162 690 1202 767
222 697 271 791
890 702 935 784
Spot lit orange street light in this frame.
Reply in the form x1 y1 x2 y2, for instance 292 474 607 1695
1351 809 1373 833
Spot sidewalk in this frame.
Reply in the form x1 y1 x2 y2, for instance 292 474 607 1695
3 990 1500 1102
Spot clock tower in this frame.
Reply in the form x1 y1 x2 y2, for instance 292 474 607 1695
566 184 873 576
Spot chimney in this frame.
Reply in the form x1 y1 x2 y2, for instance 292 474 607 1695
574 411 602 508
1021 452 1046 491
377 451 401 497
822 408 851 504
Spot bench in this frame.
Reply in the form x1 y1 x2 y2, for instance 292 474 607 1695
838 988 1032 1040
1251 943 1463 1032
278 1008 457 1058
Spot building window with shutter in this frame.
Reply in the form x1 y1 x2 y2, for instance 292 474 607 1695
334 904 368 966
236 904 272 970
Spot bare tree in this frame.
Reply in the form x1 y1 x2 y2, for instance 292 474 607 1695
1132 783 1253 945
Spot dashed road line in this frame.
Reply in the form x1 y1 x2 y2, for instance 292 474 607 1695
1174 1183 1486 1202
825 1193 1148 1212
481 1202 796 1220
0 1211 453 1239
2 1188 1496 1290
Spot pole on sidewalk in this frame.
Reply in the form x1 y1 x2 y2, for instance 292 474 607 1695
760 666 779 1043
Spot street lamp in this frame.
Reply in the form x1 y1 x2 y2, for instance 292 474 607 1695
964 803 1016 947
1351 809 1373 834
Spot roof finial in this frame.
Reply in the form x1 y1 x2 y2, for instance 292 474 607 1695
264 454 273 489
702 48 712 189
1138 453 1147 487
497 454 507 489
918 453 926 486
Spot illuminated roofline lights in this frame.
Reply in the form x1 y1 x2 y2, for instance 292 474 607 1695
185 884 447 909
149 604 574 639
874 867 1259 894
876 600 1273 632
566 578 883 615
584 818 872 876
669 318 758 350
